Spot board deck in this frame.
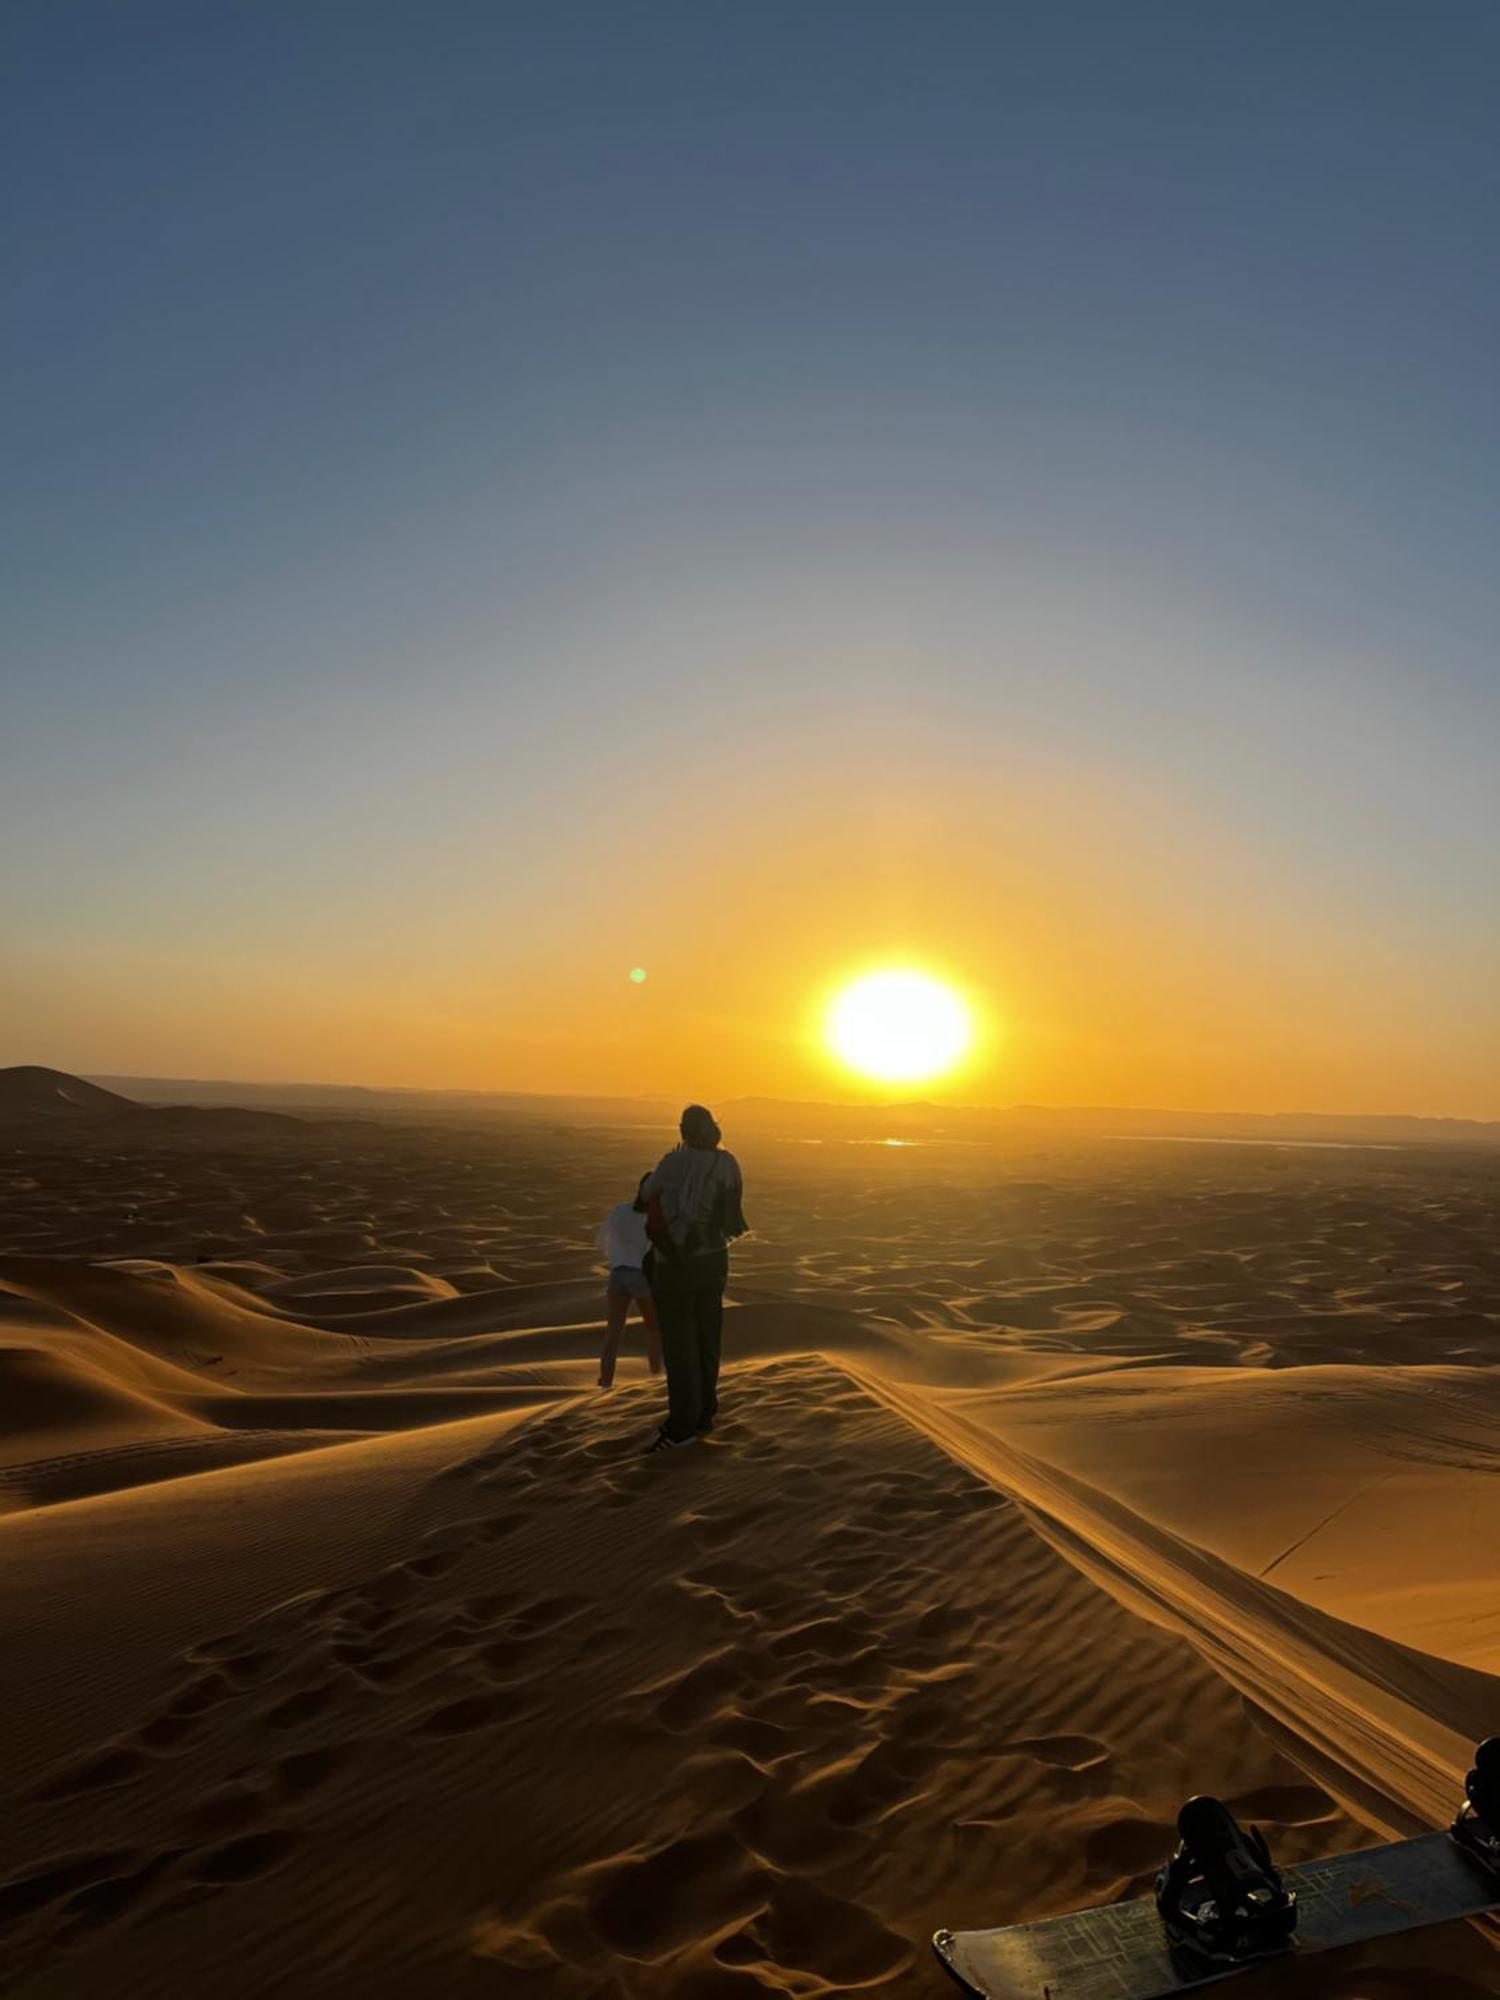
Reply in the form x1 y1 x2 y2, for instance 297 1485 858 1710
934 1830 1500 2000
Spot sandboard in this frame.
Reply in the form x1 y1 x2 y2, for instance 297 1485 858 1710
934 1830 1500 2000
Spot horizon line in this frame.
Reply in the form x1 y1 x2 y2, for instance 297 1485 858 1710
57 1066 1500 1132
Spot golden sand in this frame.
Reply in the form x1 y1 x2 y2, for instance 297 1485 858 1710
1 1104 1497 1996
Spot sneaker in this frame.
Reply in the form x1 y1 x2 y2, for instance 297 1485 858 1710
644 1428 697 1455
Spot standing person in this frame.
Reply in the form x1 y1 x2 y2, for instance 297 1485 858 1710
595 1174 661 1389
643 1104 747 1453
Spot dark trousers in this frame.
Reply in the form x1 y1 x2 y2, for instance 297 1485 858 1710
651 1249 728 1441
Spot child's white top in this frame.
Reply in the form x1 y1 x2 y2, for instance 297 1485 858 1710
597 1201 650 1270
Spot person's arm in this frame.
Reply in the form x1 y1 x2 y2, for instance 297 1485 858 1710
718 1154 748 1240
645 1192 675 1260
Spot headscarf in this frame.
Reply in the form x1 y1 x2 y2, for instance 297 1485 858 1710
648 1104 738 1251
680 1103 720 1148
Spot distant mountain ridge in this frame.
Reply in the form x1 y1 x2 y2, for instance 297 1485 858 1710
0 1067 139 1120
74 1071 1500 1147
0 1066 302 1136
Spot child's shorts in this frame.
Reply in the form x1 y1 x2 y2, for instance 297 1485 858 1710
608 1265 652 1300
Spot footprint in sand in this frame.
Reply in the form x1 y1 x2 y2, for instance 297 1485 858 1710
188 1828 298 1883
271 1743 360 1797
1225 1781 1337 1824
717 1873 914 1987
183 1785 269 1838
509 1592 587 1636
1002 1731 1113 1772
1084 1810 1177 1885
766 1615 878 1665
218 1646 278 1686
101 1668 239 1759
716 1709 798 1765
135 1713 200 1752
581 1826 772 1960
185 1732 363 1841
0 1850 140 1930
645 1649 757 1731
0 1812 301 1962
411 1692 506 1737
817 1735 942 1829
33 1746 149 1801
260 1678 345 1730
400 1546 465 1580
462 1587 527 1622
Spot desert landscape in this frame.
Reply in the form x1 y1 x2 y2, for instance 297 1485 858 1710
1 1067 1497 1997
8 4 1497 1994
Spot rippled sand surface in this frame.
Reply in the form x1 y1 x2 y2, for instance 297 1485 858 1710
1 1113 1497 1996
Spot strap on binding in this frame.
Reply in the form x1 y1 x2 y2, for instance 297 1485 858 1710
1155 1796 1297 1964
1452 1736 1500 1873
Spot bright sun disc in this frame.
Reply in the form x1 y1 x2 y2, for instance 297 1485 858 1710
826 971 972 1085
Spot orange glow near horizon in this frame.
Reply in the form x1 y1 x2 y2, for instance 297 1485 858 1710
4 755 1495 1121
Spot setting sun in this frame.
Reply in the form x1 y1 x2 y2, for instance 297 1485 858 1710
826 970 973 1087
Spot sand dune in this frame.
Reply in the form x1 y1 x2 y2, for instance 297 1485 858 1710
0 1108 1496 1994
0 1067 139 1121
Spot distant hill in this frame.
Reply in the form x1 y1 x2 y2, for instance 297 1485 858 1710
88 1074 677 1126
0 1067 303 1138
73 1072 1500 1148
0 1067 141 1120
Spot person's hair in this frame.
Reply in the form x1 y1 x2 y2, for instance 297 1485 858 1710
680 1103 721 1149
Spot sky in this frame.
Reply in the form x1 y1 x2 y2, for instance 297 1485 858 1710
3 1 1497 1116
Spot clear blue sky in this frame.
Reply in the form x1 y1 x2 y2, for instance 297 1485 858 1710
3 2 1496 1111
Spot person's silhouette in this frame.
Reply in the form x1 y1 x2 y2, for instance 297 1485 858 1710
642 1104 747 1451
594 1172 661 1388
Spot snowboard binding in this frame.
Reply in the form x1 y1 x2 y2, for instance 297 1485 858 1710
1155 1795 1297 1966
1451 1736 1500 1875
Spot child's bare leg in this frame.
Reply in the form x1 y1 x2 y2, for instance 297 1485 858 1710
638 1293 662 1375
599 1290 628 1387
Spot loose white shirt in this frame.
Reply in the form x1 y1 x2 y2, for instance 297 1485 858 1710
597 1201 650 1271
